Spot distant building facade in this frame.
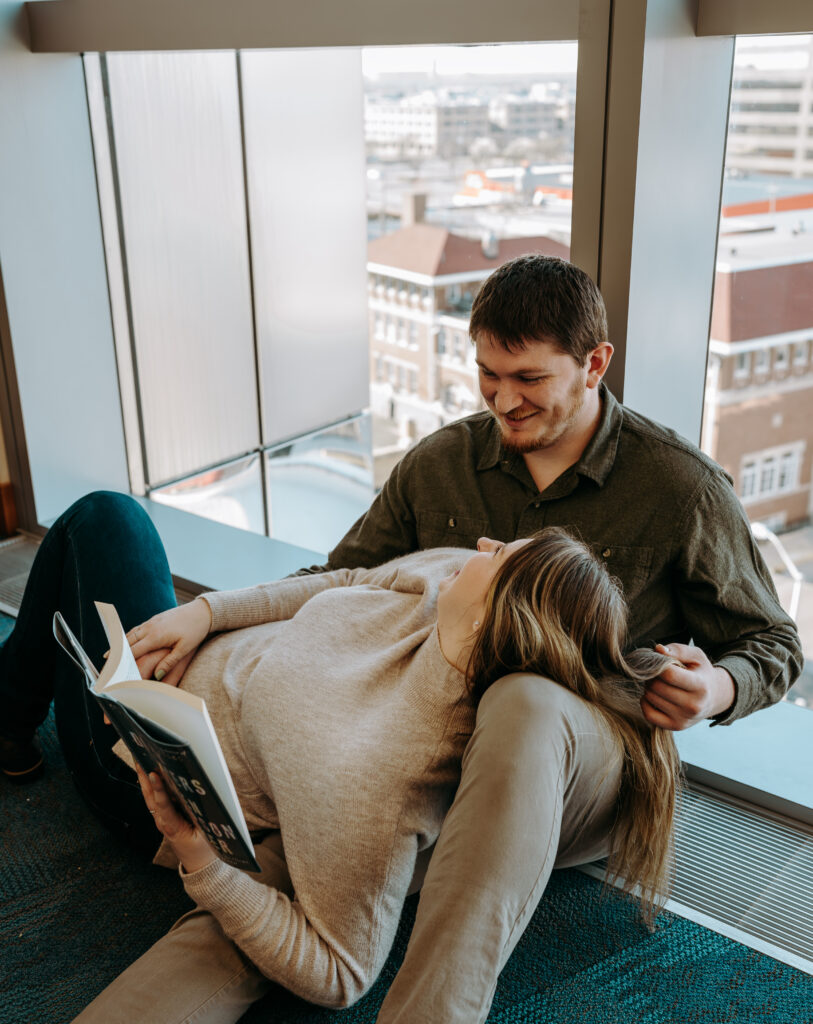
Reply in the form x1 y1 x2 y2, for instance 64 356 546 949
703 231 813 530
727 36 813 179
364 92 490 158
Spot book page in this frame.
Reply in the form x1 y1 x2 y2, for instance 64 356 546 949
94 602 141 691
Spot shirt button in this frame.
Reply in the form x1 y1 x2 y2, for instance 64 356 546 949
602 548 611 558
448 517 456 528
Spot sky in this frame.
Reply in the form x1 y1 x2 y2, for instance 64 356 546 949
362 36 811 77
362 43 578 79
734 35 811 70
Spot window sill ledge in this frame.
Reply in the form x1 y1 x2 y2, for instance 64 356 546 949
675 701 813 827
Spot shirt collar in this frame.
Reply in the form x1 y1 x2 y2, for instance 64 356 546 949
576 383 622 486
476 382 622 487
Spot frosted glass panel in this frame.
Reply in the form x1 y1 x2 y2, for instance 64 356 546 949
240 49 370 445
150 453 265 535
106 52 259 485
265 414 374 553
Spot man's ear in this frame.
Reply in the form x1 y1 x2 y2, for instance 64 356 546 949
585 343 614 388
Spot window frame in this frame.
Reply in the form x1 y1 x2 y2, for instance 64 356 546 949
3 0 811 828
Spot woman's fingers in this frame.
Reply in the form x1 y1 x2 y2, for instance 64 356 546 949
154 649 196 688
127 601 212 663
135 648 171 680
135 764 193 840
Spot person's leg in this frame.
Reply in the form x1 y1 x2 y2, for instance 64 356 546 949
375 673 624 1024
71 908 273 1024
0 492 176 846
72 835 293 1024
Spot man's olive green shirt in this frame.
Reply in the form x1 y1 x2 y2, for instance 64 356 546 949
312 386 802 724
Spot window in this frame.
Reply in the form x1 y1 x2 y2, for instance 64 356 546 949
701 33 813 716
734 351 751 378
365 40 577 458
741 461 757 499
740 447 802 502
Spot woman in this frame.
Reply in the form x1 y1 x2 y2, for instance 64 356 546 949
0 492 680 1022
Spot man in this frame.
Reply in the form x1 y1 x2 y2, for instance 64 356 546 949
309 255 802 1022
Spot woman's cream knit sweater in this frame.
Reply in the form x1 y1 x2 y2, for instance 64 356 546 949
164 548 477 1008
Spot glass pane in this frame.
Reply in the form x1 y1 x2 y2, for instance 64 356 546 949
240 49 370 446
105 52 259 486
363 42 578 487
265 414 374 554
150 453 265 534
702 33 813 709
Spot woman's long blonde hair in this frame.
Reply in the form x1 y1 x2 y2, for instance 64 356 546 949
466 527 681 925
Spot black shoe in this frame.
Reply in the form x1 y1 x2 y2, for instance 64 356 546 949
0 733 44 784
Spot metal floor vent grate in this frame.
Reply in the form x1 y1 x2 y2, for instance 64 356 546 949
0 533 197 617
584 784 813 974
668 786 813 971
0 535 40 615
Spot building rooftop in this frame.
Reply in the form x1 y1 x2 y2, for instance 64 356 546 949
367 223 569 278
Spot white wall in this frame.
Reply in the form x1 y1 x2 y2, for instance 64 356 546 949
0 1 129 522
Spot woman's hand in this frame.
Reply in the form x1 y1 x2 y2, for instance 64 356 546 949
127 599 212 687
136 763 216 874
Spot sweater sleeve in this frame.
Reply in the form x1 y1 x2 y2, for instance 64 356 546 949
180 829 418 1009
201 562 404 633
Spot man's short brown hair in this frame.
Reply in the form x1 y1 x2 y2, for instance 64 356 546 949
469 255 608 365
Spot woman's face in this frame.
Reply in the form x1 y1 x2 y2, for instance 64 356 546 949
437 537 529 624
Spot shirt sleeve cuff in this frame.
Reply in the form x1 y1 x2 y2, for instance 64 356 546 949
710 654 759 725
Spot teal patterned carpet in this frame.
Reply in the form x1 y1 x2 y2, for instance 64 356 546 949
1 613 811 1024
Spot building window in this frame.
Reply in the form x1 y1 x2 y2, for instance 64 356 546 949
734 351 751 379
437 328 447 355
408 369 418 393
374 313 384 339
778 450 801 492
793 340 809 366
740 447 802 503
774 345 789 370
753 349 769 374
741 461 757 500
409 321 418 346
760 457 777 494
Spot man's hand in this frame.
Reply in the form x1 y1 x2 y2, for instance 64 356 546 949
136 763 216 874
127 598 213 687
642 643 736 731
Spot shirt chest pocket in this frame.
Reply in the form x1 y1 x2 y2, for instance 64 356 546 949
417 510 491 549
589 543 654 601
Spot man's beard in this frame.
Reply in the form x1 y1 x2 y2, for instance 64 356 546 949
494 376 586 454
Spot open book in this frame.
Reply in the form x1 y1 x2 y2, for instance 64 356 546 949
53 602 260 873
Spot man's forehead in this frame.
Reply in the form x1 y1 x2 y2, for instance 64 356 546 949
474 334 567 364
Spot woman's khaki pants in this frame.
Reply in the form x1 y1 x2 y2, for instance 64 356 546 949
74 674 623 1024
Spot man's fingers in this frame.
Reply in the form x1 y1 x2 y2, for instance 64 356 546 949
641 697 681 731
653 661 705 693
643 684 685 714
656 642 705 667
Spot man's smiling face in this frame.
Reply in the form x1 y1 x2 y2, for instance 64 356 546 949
475 334 590 454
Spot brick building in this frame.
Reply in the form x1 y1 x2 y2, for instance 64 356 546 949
703 230 813 530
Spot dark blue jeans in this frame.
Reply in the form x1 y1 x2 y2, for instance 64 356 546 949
0 491 177 853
